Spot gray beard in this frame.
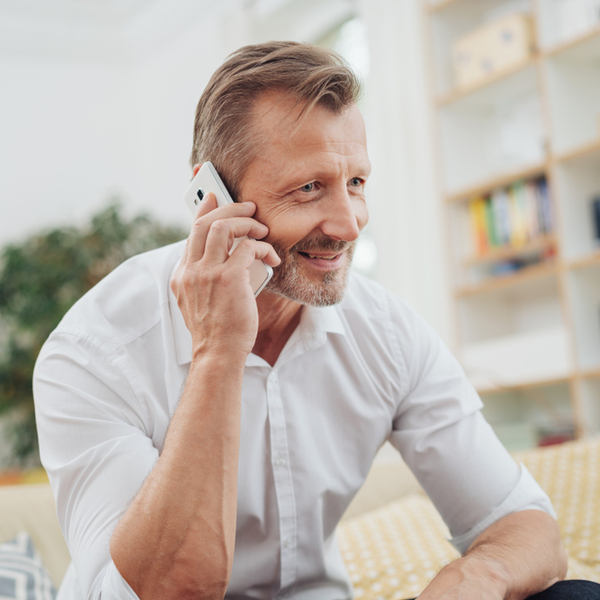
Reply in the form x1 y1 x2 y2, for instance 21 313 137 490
266 236 356 307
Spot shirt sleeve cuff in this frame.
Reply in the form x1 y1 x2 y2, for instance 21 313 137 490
449 464 556 555
101 561 141 600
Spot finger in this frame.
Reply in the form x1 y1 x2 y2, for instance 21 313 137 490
193 190 219 218
227 238 281 269
187 201 257 263
203 218 270 264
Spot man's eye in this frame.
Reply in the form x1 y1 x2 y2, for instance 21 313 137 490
350 178 363 187
301 183 314 192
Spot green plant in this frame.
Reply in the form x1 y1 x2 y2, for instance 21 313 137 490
0 202 186 466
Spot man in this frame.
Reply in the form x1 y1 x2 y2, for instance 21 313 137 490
34 41 595 600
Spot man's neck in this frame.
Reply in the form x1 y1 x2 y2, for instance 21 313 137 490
253 292 303 367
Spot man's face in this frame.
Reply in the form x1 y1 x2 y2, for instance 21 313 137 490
238 93 371 307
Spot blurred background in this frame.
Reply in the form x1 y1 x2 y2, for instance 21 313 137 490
0 0 599 469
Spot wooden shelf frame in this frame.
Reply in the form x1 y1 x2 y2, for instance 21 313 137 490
454 260 558 298
464 234 557 267
543 24 600 59
436 55 539 107
426 0 464 15
477 374 571 396
442 135 600 204
553 138 600 165
566 250 600 271
578 367 600 381
445 161 549 204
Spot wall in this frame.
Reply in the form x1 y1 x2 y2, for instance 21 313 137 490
359 0 451 343
0 2 234 245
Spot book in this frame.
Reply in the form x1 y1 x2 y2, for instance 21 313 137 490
468 176 554 260
536 177 553 234
469 197 489 254
508 182 528 246
524 180 541 239
491 188 511 246
484 197 499 247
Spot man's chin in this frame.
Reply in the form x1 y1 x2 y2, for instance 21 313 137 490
266 268 351 307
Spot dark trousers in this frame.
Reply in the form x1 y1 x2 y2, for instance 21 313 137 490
406 580 600 599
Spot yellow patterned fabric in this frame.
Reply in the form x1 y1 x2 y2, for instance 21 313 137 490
337 438 600 600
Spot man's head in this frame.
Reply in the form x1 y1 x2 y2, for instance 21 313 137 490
191 42 370 307
190 41 362 201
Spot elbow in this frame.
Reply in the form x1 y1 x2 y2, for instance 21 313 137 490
110 532 233 600
168 553 232 600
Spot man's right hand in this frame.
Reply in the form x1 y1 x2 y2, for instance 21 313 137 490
170 192 280 362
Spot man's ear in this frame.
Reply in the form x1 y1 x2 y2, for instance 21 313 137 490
192 163 203 177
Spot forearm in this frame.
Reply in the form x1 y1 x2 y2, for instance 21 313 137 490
418 510 567 599
110 353 246 600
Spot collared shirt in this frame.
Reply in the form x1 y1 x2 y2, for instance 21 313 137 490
33 240 555 600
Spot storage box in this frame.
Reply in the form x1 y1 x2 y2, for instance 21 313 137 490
452 13 535 90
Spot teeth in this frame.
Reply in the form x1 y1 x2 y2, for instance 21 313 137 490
307 254 337 260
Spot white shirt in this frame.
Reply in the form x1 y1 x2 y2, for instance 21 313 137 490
33 240 555 600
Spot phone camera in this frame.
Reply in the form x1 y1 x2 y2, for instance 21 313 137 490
195 188 205 205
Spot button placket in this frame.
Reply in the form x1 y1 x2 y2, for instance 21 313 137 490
266 370 297 590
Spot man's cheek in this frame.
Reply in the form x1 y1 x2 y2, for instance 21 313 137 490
357 203 369 230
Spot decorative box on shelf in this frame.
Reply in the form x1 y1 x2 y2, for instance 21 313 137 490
452 13 535 90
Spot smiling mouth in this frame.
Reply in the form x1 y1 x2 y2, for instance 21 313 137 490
300 252 341 260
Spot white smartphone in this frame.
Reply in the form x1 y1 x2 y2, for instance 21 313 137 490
183 162 273 297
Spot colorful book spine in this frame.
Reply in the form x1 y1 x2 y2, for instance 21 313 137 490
509 182 528 247
491 189 511 246
469 197 489 254
468 176 553 256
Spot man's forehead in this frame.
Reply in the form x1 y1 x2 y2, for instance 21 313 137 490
251 91 365 144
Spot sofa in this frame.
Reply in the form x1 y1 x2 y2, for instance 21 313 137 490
1 438 599 600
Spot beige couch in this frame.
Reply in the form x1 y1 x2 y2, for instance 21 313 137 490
0 483 71 587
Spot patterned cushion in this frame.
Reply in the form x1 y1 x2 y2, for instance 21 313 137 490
338 438 600 600
514 438 600 583
0 532 57 600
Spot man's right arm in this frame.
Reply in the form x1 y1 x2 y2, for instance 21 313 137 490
109 352 245 600
109 194 279 600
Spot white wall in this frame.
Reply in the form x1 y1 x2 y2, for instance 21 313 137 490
0 2 234 245
358 0 452 343
0 56 136 241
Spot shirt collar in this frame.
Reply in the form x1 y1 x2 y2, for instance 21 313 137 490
170 286 346 367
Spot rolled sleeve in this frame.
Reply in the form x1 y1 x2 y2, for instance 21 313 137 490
102 562 142 600
449 464 556 554
34 333 158 599
387 298 557 555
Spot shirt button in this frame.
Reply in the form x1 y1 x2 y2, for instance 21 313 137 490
283 536 292 548
274 454 287 467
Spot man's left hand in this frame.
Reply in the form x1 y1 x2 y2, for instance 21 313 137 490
416 510 567 600
417 553 507 599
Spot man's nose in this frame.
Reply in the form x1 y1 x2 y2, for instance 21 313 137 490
319 187 364 242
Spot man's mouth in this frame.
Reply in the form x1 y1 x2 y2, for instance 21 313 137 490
300 252 340 260
297 250 347 271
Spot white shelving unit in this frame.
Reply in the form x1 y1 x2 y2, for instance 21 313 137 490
424 0 600 449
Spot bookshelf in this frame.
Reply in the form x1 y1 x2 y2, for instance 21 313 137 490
423 0 600 449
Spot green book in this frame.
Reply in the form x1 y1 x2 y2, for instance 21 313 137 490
484 197 499 247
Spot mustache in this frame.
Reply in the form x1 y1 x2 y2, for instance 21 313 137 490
290 235 354 255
